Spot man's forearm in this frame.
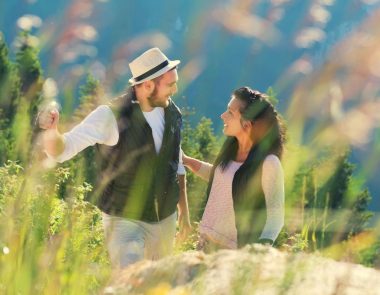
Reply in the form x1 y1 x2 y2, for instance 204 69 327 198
43 129 65 157
177 173 191 241
177 174 190 217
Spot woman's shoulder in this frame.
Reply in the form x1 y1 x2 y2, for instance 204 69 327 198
261 154 284 187
263 154 282 171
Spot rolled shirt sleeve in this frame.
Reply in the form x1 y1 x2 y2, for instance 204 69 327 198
50 105 187 180
53 105 119 163
177 148 186 175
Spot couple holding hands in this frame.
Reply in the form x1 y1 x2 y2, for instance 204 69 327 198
39 47 285 269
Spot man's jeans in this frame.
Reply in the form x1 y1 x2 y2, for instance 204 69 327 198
102 212 177 268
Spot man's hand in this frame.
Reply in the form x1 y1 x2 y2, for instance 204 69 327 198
37 102 65 157
177 211 192 243
176 174 191 244
38 107 60 130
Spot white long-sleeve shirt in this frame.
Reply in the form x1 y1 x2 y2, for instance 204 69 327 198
52 105 186 174
195 154 284 245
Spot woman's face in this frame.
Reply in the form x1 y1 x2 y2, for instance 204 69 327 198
220 96 246 137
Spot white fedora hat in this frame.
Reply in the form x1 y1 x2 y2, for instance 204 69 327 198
128 47 180 86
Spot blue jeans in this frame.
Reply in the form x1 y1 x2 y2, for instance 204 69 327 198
102 212 177 268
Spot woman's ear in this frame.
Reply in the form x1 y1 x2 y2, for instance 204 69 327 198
243 120 253 129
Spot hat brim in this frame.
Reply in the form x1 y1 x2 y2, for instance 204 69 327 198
129 60 180 86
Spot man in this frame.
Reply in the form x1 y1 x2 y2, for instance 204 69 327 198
39 47 191 268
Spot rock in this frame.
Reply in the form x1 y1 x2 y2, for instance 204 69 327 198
104 244 380 295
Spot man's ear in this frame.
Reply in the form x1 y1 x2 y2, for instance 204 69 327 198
142 80 155 93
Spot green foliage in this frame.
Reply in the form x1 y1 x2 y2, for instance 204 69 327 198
0 161 109 294
175 222 201 252
347 189 373 236
0 111 16 164
0 31 44 165
288 149 373 251
284 233 309 253
0 32 10 78
11 98 34 163
266 86 279 106
0 161 24 215
181 108 220 219
0 33 110 293
68 74 103 186
15 31 43 98
358 238 380 268
181 109 219 161
72 73 103 123
0 32 21 123
80 74 101 101
14 32 44 164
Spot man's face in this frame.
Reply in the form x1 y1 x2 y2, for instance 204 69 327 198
148 69 178 108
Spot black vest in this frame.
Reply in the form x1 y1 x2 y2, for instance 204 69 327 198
203 143 267 247
93 88 182 222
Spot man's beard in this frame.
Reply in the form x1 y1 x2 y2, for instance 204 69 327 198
148 88 169 108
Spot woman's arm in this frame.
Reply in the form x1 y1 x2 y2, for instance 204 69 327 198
182 152 213 181
259 155 285 245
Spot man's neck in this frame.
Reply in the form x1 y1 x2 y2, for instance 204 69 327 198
140 101 155 112
133 86 156 112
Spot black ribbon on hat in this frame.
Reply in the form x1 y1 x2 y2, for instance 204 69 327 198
134 60 169 82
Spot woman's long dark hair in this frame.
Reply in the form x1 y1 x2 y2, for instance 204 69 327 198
216 87 286 170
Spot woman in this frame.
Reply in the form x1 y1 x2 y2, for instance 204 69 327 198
183 87 285 251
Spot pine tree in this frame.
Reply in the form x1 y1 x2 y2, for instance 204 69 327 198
347 189 373 236
181 109 218 162
293 151 373 249
15 31 43 121
193 117 219 161
0 32 11 108
72 74 103 124
181 110 219 219
11 31 43 164
79 74 103 185
0 31 21 125
0 32 20 164
63 74 104 191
